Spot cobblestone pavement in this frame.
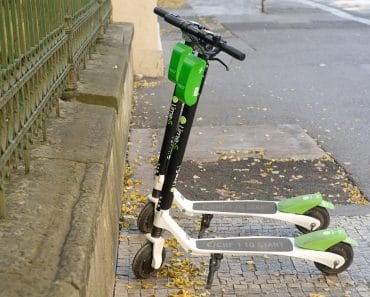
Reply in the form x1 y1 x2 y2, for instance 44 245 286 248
114 126 370 297
115 210 370 297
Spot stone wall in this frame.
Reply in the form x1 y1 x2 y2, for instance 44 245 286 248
0 23 134 297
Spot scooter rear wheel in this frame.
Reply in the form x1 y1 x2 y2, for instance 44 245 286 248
137 202 155 233
314 242 353 274
132 241 166 279
296 206 330 234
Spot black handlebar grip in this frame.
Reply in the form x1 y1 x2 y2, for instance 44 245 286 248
219 43 246 61
154 7 169 18
164 14 186 30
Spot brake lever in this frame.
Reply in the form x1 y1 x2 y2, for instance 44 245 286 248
209 57 229 71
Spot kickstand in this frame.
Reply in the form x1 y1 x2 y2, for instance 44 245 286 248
206 253 223 289
198 214 214 238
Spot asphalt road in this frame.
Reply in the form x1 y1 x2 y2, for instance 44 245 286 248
152 0 370 199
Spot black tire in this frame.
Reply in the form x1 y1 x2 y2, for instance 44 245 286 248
132 241 166 279
315 242 354 274
137 202 155 233
296 206 330 234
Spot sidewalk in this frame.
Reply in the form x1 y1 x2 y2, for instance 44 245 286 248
114 1 370 296
114 124 370 297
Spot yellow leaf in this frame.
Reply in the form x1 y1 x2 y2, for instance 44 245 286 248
142 283 153 289
194 280 205 286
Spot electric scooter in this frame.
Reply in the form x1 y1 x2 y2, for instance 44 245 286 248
132 8 356 289
137 19 334 238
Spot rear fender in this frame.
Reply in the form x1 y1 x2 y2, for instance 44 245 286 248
278 193 334 214
295 228 358 251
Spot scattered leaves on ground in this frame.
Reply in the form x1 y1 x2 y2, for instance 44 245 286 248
123 164 143 191
149 155 159 165
161 237 209 297
309 294 326 297
151 132 158 147
216 149 265 162
121 164 145 222
121 191 146 217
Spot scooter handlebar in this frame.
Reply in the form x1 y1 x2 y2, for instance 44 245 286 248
154 7 168 18
218 43 246 61
154 7 246 61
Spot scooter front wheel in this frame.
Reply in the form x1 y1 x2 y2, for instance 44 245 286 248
315 242 354 274
296 206 330 234
137 202 155 233
132 241 166 279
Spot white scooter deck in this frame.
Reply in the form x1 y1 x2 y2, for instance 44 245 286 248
148 189 321 230
149 210 345 270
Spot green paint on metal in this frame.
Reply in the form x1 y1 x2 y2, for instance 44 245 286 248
342 237 358 246
295 228 357 251
175 55 206 106
168 43 193 83
180 116 187 125
318 199 335 210
277 193 332 214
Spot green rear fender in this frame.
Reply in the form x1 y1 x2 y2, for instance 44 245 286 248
277 193 334 215
295 228 358 251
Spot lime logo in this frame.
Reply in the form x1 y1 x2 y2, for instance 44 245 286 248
180 116 187 125
172 96 179 103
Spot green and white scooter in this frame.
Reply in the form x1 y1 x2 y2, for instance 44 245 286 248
132 8 357 289
138 26 334 238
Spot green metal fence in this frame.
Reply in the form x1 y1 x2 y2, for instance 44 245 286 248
0 0 112 218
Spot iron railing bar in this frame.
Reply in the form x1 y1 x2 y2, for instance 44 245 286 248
3 0 14 64
9 0 20 60
72 2 99 32
0 2 7 66
0 33 68 110
0 66 70 168
72 21 100 63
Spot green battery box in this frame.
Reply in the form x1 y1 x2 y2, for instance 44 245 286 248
168 43 207 106
175 54 206 106
168 43 193 83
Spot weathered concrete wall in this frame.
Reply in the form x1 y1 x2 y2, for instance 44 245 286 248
0 23 134 297
111 0 164 77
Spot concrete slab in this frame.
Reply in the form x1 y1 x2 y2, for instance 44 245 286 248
130 123 325 163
